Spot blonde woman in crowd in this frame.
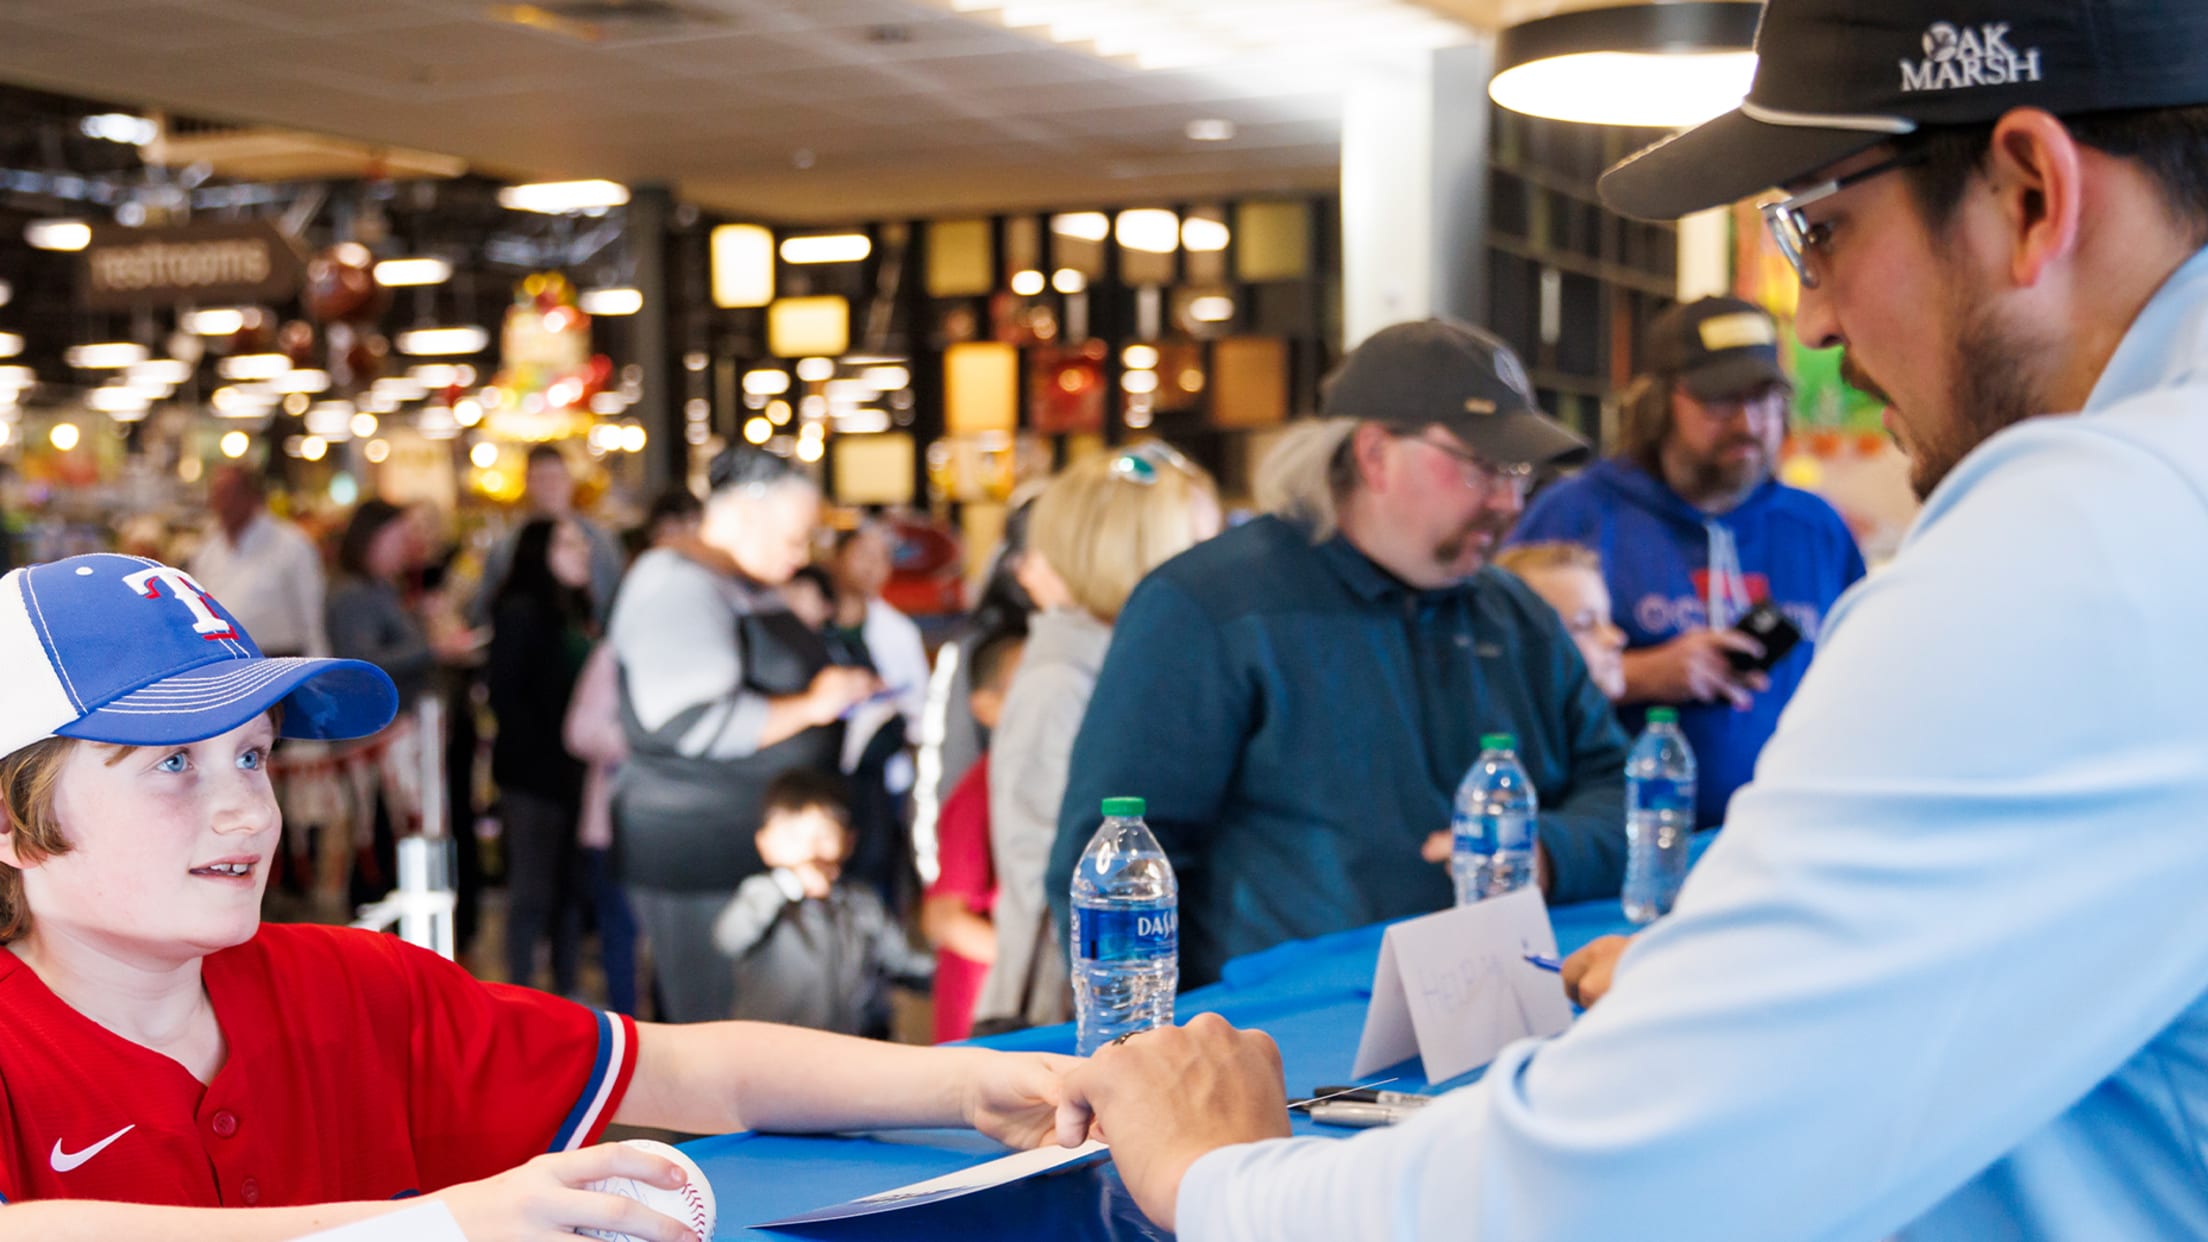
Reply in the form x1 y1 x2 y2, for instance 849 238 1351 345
971 443 1220 1031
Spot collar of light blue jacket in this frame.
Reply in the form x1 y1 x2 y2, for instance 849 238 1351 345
2086 243 2208 413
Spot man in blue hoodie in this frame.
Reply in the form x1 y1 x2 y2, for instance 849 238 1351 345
1509 297 1865 828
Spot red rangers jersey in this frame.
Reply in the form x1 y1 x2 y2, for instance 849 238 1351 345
0 923 636 1206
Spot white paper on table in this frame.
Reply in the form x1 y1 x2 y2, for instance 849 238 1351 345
753 1139 1109 1228
285 1200 468 1242
1350 887 1574 1083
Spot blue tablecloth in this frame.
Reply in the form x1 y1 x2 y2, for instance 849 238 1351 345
682 889 1652 1240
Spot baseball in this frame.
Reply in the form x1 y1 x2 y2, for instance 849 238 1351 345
577 1138 716 1242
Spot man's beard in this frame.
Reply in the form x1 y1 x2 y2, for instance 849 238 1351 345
1683 437 1769 499
1432 513 1508 572
1846 278 2053 502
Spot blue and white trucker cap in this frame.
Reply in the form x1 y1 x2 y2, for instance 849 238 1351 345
0 553 398 759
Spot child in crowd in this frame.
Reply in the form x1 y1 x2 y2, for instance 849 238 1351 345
920 625 1026 1043
1495 542 1629 702
712 768 934 1038
0 554 1077 1236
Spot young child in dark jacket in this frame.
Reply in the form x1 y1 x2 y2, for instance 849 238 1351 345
712 768 933 1037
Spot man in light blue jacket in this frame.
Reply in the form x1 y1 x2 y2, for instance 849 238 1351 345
1056 1 2208 1238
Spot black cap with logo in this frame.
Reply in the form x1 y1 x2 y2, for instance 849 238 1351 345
1646 297 1790 400
1320 319 1590 468
1600 0 2208 221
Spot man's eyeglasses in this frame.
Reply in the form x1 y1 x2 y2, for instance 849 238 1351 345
1396 431 1533 493
1759 148 1927 289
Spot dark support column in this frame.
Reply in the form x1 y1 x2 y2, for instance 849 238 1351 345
629 183 677 493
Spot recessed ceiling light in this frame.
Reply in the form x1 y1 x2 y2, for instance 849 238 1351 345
1186 118 1236 142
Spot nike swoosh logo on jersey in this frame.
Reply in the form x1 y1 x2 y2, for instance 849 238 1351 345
50 1124 134 1172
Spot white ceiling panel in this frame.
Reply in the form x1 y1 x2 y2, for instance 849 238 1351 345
0 0 1487 221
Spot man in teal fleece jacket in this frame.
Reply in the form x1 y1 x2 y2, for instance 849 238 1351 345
1049 321 1630 988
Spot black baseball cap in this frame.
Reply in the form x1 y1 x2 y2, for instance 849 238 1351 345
1646 297 1789 400
1600 0 2208 220
1320 319 1590 468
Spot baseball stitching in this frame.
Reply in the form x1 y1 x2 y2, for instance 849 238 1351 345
677 1177 710 1240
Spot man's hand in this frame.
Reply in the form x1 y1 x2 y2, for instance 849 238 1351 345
1421 837 1551 895
1562 934 1633 1008
1623 630 1770 709
429 1144 698 1242
961 1050 1087 1150
1058 1015 1291 1231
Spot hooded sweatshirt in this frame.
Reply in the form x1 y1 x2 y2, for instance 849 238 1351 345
1510 458 1866 828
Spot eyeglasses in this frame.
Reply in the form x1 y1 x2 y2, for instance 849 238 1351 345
1759 148 1926 289
1397 431 1533 493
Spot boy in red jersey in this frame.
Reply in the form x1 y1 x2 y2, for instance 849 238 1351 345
0 554 1078 1239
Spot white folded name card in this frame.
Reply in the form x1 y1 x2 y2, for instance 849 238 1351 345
1351 887 1574 1084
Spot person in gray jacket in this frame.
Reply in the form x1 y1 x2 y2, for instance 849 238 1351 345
607 445 877 1023
712 769 934 1037
972 445 1220 1031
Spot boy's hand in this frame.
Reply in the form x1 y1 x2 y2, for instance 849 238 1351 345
960 1050 1088 1150
790 860 835 900
430 1145 698 1241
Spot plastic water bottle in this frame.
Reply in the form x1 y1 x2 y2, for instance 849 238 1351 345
1071 796 1177 1055
1623 708 1697 924
1451 734 1539 903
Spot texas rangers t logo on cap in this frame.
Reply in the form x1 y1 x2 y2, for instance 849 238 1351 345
0 553 398 760
122 566 238 641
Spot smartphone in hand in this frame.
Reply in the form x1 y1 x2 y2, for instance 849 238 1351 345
1725 602 1803 674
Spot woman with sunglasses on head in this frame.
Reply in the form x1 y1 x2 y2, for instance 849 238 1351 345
971 444 1221 1033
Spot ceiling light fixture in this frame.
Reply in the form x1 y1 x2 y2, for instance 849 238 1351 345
1180 217 1231 252
271 369 332 395
127 359 193 387
779 234 873 264
1185 118 1236 142
396 326 490 356
26 220 92 252
81 113 157 145
65 342 149 369
1188 295 1236 323
1115 209 1180 255
373 257 454 287
221 353 291 381
182 308 249 336
1050 213 1110 243
1489 2 1761 129
579 287 644 316
497 180 631 214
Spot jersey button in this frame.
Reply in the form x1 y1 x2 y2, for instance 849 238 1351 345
240 1177 261 1206
210 1110 239 1138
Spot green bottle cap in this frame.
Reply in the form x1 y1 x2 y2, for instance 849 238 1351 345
1647 708 1679 724
1479 733 1517 751
1101 796 1147 818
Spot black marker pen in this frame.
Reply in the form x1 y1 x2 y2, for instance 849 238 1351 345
1310 1086 1433 1107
